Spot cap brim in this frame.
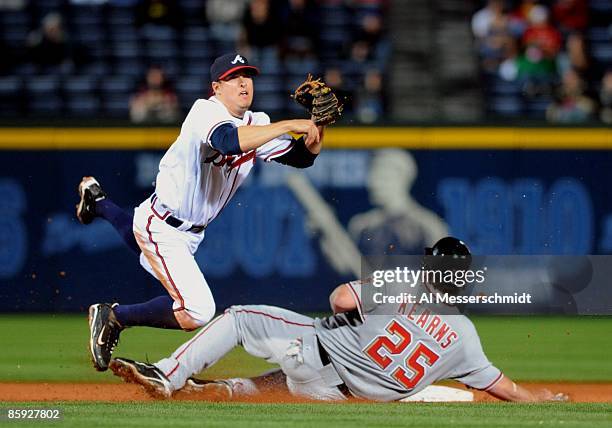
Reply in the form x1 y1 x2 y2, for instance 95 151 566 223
217 65 260 81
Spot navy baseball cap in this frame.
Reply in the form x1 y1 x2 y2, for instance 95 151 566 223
210 53 260 82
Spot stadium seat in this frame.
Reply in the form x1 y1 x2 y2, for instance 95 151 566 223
113 60 146 78
100 76 136 94
66 96 100 117
63 75 99 95
489 96 523 117
591 43 612 65
101 94 131 118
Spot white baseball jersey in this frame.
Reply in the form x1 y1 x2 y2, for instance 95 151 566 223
154 96 294 227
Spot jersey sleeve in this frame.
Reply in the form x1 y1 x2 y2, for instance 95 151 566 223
186 100 234 149
250 112 296 162
450 332 504 391
344 278 381 320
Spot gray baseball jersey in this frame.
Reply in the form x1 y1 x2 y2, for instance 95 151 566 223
314 280 502 401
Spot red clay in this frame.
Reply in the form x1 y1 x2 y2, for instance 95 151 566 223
0 382 611 403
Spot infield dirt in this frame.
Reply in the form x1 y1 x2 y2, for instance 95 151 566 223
1 382 611 403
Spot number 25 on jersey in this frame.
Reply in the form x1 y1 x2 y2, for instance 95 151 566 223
364 320 440 389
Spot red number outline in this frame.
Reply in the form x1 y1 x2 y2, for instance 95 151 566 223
364 320 440 389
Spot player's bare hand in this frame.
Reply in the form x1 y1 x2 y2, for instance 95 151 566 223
288 119 320 147
535 388 569 402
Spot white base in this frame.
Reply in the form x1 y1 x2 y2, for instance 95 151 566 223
400 385 474 402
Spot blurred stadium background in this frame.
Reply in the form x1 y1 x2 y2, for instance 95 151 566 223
0 0 610 122
0 0 611 314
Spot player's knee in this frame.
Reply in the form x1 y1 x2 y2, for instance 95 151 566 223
175 302 216 331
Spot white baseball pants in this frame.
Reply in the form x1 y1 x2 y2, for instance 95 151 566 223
133 198 215 330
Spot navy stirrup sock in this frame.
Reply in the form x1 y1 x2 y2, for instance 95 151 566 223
95 199 140 254
114 296 182 329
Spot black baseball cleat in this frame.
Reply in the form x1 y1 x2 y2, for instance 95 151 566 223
88 303 123 371
182 378 233 400
110 357 173 399
76 176 106 225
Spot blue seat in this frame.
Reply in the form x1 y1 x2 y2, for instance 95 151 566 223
0 11 29 26
101 76 135 94
63 76 98 94
79 62 110 78
66 96 101 116
525 98 551 118
102 94 130 118
25 76 60 95
0 76 22 94
113 60 146 78
112 42 140 60
183 26 210 43
254 76 282 93
253 93 284 110
489 96 523 117
489 79 522 96
28 97 63 116
183 41 211 61
182 60 211 77
587 27 610 43
141 26 177 42
176 75 206 96
591 43 612 64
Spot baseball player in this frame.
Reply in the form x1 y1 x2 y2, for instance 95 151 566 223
77 53 339 372
109 237 566 402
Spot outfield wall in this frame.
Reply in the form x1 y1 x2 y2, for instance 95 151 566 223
0 127 610 312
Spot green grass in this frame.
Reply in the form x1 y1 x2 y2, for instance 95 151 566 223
0 315 610 382
0 402 610 428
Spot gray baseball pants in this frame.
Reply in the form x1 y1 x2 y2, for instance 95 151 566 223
154 305 347 400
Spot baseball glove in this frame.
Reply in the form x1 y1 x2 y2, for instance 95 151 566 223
292 74 343 126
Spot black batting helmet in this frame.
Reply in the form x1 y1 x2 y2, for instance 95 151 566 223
423 237 472 294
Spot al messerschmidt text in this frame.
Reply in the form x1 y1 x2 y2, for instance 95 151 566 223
373 292 533 305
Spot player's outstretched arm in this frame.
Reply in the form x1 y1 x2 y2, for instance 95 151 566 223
237 119 319 152
487 375 568 402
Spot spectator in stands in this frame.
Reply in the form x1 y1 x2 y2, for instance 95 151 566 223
350 13 389 65
599 70 612 125
356 69 384 124
207 0 250 43
522 5 562 60
324 67 353 117
474 4 514 74
546 69 595 123
557 32 591 79
130 65 179 124
279 0 320 60
240 0 282 59
515 5 561 95
471 0 506 40
135 0 182 29
552 0 588 35
26 12 74 70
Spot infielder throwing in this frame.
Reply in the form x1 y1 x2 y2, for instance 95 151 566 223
76 53 343 371
109 237 566 402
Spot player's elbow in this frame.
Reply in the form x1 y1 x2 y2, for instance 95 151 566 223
329 284 357 314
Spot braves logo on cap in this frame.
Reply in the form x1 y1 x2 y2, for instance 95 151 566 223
210 53 260 82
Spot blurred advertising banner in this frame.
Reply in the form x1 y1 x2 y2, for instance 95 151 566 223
0 144 611 312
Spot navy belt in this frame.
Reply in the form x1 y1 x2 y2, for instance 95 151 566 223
317 337 351 398
150 194 206 234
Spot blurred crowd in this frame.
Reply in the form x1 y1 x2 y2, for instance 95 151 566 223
0 0 390 123
472 0 612 124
